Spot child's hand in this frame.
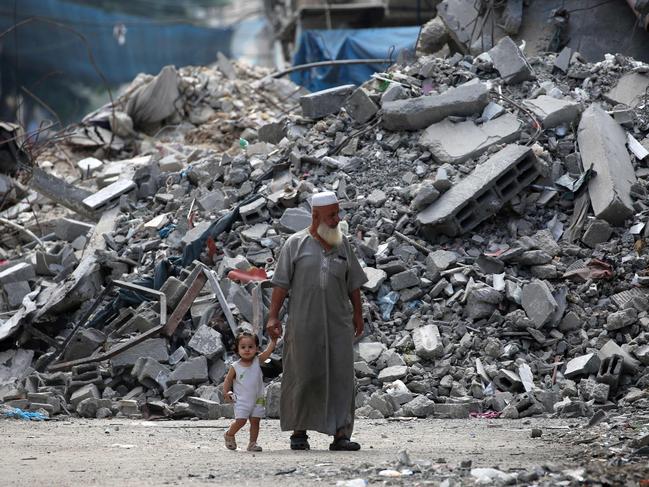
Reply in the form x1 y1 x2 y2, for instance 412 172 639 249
224 391 234 403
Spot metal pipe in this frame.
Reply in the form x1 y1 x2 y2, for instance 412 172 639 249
270 58 394 79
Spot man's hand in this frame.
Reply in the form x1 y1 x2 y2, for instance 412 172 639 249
353 312 364 338
266 317 282 339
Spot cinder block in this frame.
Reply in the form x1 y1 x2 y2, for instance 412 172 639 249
493 369 524 393
578 104 637 226
299 84 355 119
596 354 623 395
564 352 600 379
344 87 378 124
417 144 540 237
382 82 489 131
523 95 582 128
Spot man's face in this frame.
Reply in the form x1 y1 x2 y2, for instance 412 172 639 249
315 204 340 228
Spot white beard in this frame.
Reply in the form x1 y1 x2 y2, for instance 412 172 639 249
317 222 343 247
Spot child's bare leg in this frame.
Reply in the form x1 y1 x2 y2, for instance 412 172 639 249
249 417 260 444
227 418 247 437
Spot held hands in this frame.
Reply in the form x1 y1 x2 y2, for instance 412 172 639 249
266 317 282 339
224 391 234 403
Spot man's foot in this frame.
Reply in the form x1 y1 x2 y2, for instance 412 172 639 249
329 437 361 451
224 432 237 450
290 432 310 450
247 442 263 452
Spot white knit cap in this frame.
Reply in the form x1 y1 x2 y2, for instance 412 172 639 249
311 191 338 207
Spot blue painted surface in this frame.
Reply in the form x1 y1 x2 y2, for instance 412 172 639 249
291 26 419 92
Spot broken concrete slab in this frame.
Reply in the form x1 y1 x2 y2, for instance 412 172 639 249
3 281 30 308
417 144 541 237
521 280 558 328
564 353 601 379
487 36 534 84
82 179 136 210
357 341 387 363
412 324 444 360
54 218 94 243
390 269 420 291
419 113 521 164
578 104 637 226
581 219 612 248
169 356 208 385
111 338 169 368
363 267 387 293
604 72 649 107
377 365 408 382
300 84 355 119
382 82 489 131
279 207 311 233
0 262 35 284
187 325 224 360
523 96 582 128
344 87 378 124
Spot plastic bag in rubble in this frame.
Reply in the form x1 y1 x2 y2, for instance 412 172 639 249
2 407 47 421
125 65 181 127
378 290 399 320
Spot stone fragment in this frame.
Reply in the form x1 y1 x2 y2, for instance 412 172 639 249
258 122 286 144
169 356 209 385
466 286 502 320
523 96 582 128
426 250 459 275
3 281 30 308
188 325 224 360
578 104 637 226
382 82 489 131
344 88 378 124
55 218 94 242
111 338 169 368
581 219 612 248
368 391 395 417
554 46 572 73
518 250 552 266
412 324 444 359
0 263 35 284
362 267 387 293
487 36 534 84
434 402 478 419
381 83 408 103
377 365 408 382
579 378 609 403
132 357 170 390
367 189 387 207
411 184 440 210
357 342 387 363
564 353 600 379
604 72 649 107
300 84 355 119
83 179 135 210
419 113 521 164
606 309 637 331
265 382 281 418
418 16 449 54
70 383 100 410
279 207 311 233
164 384 195 404
390 269 420 291
417 145 540 237
521 280 557 328
187 396 221 419
401 395 435 417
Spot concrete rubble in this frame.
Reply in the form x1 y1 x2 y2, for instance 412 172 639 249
0 19 649 485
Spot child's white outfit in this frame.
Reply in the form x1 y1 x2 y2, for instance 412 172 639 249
232 356 266 419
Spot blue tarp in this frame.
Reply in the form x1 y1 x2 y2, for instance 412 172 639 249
291 27 419 92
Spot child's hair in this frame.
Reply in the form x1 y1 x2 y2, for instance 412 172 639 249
233 330 260 353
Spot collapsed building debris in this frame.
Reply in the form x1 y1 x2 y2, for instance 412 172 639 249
0 23 649 483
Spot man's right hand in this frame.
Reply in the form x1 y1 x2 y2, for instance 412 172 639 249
266 317 282 339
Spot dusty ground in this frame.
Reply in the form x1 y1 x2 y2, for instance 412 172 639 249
0 417 588 486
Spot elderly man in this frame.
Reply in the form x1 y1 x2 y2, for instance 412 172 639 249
266 190 367 451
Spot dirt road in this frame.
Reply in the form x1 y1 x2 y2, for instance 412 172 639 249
0 417 588 486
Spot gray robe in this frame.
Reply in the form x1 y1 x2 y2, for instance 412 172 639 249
271 229 368 436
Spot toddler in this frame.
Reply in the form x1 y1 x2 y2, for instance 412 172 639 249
223 330 276 451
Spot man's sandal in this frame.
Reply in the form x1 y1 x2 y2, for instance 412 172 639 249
290 433 310 450
329 438 361 451
224 432 237 450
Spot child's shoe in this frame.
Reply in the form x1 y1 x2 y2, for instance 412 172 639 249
224 432 237 450
247 442 262 452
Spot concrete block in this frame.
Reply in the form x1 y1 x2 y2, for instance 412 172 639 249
419 113 521 164
3 281 30 308
596 354 623 394
418 144 540 237
426 250 459 275
83 179 135 210
434 401 479 418
187 325 224 360
578 104 637 226
187 396 221 420
390 269 420 291
581 219 612 248
579 378 609 403
0 262 35 284
368 391 395 417
598 339 640 374
300 84 355 119
197 190 225 212
55 218 94 242
493 369 524 392
412 324 444 359
160 277 188 310
279 207 311 233
258 122 286 144
377 365 408 382
604 72 649 107
63 328 106 362
487 36 534 84
357 341 387 363
564 353 600 379
367 189 387 207
606 308 637 331
208 358 227 384
344 87 378 124
239 198 268 224
381 83 408 103
132 357 170 390
69 383 100 410
111 338 169 368
523 95 582 128
169 356 209 385
554 46 572 73
362 267 387 293
521 280 557 328
401 395 435 418
163 383 195 405
382 82 489 131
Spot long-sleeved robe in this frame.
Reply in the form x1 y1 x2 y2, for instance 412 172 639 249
271 229 367 436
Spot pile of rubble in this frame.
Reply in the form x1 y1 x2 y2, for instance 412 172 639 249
1 30 648 467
